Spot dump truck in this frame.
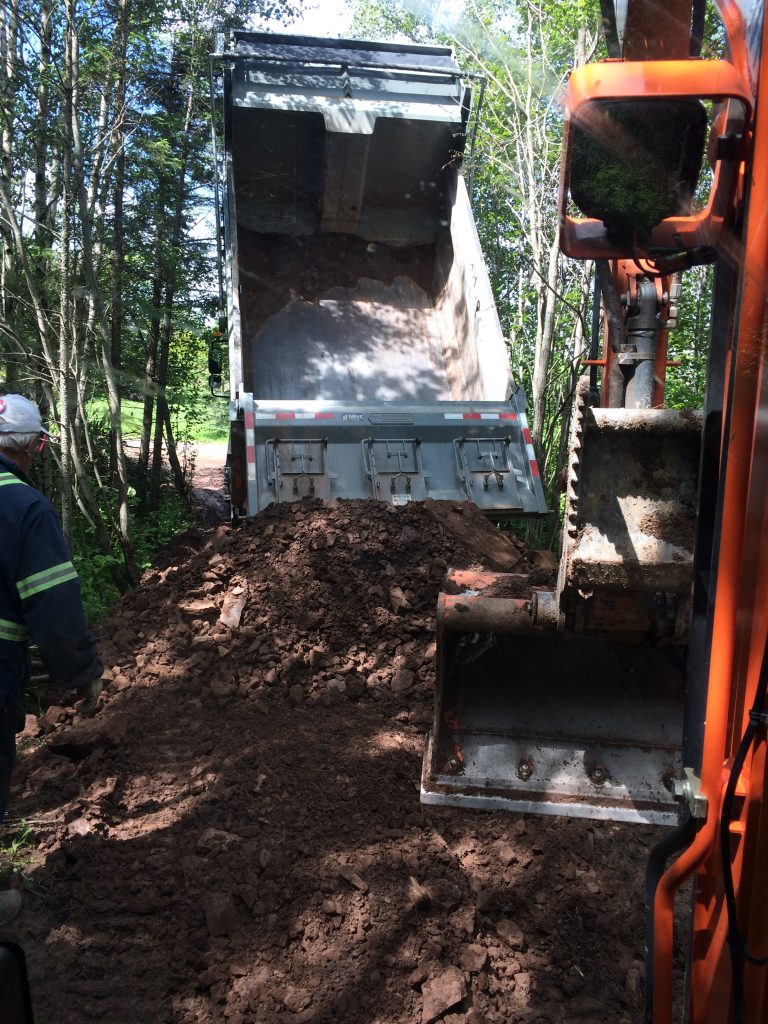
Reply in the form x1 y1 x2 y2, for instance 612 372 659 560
210 32 547 519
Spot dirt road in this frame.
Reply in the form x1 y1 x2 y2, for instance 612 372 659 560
189 442 228 526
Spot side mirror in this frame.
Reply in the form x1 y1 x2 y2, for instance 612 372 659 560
208 354 222 376
569 98 707 247
560 59 751 262
0 943 35 1023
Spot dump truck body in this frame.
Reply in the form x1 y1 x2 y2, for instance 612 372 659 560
214 32 547 516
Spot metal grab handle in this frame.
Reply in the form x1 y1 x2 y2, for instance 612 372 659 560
389 471 412 494
291 473 316 496
266 439 280 483
484 469 504 491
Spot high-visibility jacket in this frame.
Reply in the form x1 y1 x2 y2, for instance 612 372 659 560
0 451 101 711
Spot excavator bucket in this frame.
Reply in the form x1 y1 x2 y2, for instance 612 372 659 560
422 380 703 824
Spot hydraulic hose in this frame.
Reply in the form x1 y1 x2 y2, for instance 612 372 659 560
719 629 768 1024
644 808 697 1023
589 274 601 400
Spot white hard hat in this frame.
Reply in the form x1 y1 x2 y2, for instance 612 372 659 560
0 394 52 436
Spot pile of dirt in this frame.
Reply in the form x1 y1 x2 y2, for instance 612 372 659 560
97 498 546 714
5 499 665 1024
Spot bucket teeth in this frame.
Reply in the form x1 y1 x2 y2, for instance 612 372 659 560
557 376 591 595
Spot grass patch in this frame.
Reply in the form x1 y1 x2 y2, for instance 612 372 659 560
0 821 35 883
88 397 228 442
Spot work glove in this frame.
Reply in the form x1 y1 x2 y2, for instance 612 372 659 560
75 677 103 717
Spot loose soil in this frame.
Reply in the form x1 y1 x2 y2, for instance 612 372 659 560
4 498 666 1024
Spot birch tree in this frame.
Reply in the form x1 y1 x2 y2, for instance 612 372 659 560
0 0 298 595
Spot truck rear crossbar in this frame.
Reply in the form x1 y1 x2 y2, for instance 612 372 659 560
233 396 548 516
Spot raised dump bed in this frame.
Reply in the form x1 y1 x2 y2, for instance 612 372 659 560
213 32 548 517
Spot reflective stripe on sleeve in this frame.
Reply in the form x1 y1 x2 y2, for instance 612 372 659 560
0 472 28 488
0 617 28 642
17 560 78 600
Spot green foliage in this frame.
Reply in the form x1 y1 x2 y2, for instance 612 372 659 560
74 482 197 623
70 394 201 622
89 388 228 444
0 821 35 883
76 323 226 618
94 325 226 445
87 399 146 437
166 329 229 443
664 265 713 410
351 0 437 41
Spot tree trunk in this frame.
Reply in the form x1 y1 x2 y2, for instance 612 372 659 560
149 77 195 506
68 0 138 583
58 0 76 551
0 0 20 384
109 0 131 481
138 245 162 490
530 231 561 450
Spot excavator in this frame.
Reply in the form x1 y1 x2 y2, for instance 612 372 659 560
3 3 762 1022
422 1 768 1021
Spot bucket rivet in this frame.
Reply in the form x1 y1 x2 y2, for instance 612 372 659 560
517 758 533 781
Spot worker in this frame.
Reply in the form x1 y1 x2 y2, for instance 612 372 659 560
0 395 103 924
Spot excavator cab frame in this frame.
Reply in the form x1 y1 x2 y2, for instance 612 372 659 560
426 1 768 1020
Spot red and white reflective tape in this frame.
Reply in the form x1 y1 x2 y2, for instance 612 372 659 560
242 410 257 479
519 413 540 479
253 411 336 421
443 412 518 421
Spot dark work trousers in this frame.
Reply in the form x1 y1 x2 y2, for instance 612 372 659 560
0 689 25 825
